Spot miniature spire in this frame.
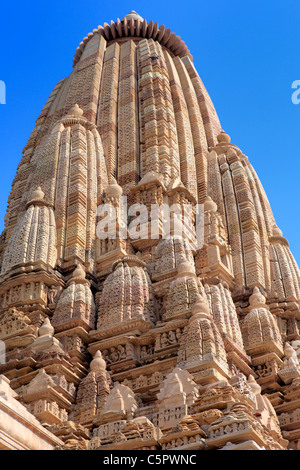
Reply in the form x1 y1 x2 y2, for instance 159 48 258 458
249 286 267 308
90 350 106 372
106 176 123 197
72 263 86 280
177 259 195 276
191 293 211 318
204 196 218 212
31 186 45 201
38 317 54 337
66 103 84 117
217 130 231 144
26 185 49 209
247 374 262 396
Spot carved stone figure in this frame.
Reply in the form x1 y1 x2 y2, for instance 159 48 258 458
47 285 58 305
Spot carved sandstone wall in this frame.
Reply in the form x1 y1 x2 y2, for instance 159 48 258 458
0 10 299 451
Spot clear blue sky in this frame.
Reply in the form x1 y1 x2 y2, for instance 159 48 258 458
0 0 299 264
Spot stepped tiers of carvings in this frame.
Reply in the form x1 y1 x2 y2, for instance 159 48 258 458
0 10 299 451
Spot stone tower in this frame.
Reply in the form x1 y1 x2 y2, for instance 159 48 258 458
0 11 299 451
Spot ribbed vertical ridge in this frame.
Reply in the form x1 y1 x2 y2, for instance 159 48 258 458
182 56 221 148
86 129 98 269
245 163 271 292
137 39 160 177
164 52 197 199
117 40 139 201
35 206 50 263
207 151 226 219
26 206 39 263
174 56 208 203
154 42 180 186
246 162 276 236
97 42 120 179
229 158 264 288
55 127 71 263
222 165 246 287
64 125 87 263
93 128 108 206
63 34 106 122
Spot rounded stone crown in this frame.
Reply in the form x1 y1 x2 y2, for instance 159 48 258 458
106 179 123 197
217 131 231 144
191 294 210 317
66 263 89 287
38 317 54 337
177 260 195 276
247 375 261 395
73 264 86 279
66 104 84 117
249 286 267 308
26 186 48 208
122 11 144 21
90 350 106 372
31 186 45 201
204 196 218 213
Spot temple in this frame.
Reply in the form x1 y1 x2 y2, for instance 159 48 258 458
0 11 299 451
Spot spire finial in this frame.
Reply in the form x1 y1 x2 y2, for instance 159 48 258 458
66 103 84 117
122 11 143 21
249 286 266 308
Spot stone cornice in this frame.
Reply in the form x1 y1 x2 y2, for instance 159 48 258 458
73 15 192 68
